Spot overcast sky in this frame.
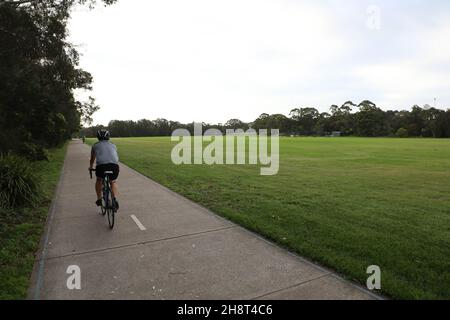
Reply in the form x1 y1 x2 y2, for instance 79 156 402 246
68 0 450 125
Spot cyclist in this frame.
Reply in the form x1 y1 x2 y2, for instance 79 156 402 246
89 130 120 211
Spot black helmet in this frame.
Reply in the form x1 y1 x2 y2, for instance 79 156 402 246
97 130 110 141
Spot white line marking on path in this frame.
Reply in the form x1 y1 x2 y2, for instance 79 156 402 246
130 215 147 231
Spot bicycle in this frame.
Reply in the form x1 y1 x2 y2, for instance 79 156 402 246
89 168 116 229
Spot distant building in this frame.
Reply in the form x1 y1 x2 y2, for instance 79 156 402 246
331 131 341 137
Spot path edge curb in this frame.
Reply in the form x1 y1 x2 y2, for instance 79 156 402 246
27 144 69 300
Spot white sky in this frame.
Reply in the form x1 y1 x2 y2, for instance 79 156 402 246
68 0 450 125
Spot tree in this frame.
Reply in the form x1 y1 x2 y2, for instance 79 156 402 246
77 97 100 127
225 119 248 131
251 113 270 130
327 101 355 135
395 128 408 138
314 112 331 135
422 107 443 138
435 110 450 138
290 107 319 135
341 100 357 113
79 102 450 139
355 100 388 136
406 105 425 137
0 0 116 159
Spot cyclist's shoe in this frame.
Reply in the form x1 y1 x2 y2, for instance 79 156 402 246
113 198 119 212
96 199 102 207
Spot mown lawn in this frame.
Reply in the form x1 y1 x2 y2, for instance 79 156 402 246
0 145 67 299
89 137 450 299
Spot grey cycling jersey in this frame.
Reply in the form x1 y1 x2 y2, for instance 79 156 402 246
92 141 119 165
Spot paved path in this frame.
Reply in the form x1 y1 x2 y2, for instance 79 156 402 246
29 140 380 300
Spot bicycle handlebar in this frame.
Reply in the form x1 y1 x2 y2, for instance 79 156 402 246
89 168 96 179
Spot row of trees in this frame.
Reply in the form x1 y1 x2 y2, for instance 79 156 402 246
81 119 250 138
0 0 116 159
81 101 450 138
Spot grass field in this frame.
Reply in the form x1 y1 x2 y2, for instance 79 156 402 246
88 137 450 299
0 146 67 299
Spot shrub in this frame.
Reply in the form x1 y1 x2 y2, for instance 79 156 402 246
396 128 409 138
19 142 49 161
0 153 41 209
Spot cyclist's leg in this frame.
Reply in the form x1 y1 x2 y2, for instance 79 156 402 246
110 164 120 210
95 164 106 206
111 180 118 198
95 178 103 200
110 164 120 198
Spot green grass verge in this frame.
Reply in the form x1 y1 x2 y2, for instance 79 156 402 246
88 137 450 299
0 145 67 299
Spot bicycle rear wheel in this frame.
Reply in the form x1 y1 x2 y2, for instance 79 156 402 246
101 201 107 216
106 189 115 229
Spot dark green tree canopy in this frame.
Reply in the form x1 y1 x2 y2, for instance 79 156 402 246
81 102 450 139
0 0 116 159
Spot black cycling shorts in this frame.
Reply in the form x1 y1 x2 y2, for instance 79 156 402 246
96 163 120 181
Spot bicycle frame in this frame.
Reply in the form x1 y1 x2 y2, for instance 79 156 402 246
89 168 115 229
